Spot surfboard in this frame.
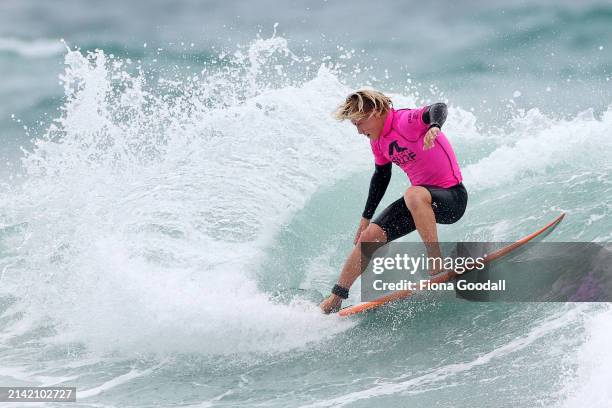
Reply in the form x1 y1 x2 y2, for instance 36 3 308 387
338 213 565 317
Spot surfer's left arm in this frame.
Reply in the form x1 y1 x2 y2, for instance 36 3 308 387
422 102 447 150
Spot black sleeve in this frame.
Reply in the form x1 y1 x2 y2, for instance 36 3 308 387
362 162 392 219
422 102 448 129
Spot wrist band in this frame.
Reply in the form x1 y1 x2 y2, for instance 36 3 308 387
332 284 349 299
428 123 441 130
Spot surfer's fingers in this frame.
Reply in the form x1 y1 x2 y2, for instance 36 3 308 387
427 127 439 142
423 132 435 149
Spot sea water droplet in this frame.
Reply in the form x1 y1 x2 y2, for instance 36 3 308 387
513 90 521 98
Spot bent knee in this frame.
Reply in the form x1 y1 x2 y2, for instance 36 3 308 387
358 223 387 243
404 186 431 210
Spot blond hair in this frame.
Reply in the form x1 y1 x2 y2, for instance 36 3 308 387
334 89 392 121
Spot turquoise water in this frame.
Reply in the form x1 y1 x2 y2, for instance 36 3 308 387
1 1 612 406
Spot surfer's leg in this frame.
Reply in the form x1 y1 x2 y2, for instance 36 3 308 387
371 196 417 241
319 224 387 313
336 223 387 289
320 184 467 313
421 183 468 225
417 183 469 274
404 186 442 261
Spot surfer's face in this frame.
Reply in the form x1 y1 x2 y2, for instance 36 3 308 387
351 112 386 140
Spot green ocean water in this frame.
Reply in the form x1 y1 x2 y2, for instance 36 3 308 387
1 1 612 407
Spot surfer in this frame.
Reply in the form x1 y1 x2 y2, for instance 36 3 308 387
320 90 468 313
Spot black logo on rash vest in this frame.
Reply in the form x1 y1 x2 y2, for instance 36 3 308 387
388 141 416 165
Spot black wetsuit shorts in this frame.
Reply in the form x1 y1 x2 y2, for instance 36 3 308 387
372 183 468 242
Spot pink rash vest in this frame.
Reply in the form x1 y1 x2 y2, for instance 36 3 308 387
370 107 463 188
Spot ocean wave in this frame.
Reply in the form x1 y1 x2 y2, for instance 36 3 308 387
0 37 359 356
462 106 612 192
1 32 610 359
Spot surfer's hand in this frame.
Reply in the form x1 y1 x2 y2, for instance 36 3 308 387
423 127 440 150
319 294 342 314
353 217 370 245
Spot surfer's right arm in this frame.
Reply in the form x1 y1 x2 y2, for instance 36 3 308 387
354 162 392 244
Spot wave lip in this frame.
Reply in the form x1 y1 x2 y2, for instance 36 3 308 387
1 39 361 356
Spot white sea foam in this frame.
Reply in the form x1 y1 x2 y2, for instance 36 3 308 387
462 107 612 192
1 38 360 356
559 304 612 408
